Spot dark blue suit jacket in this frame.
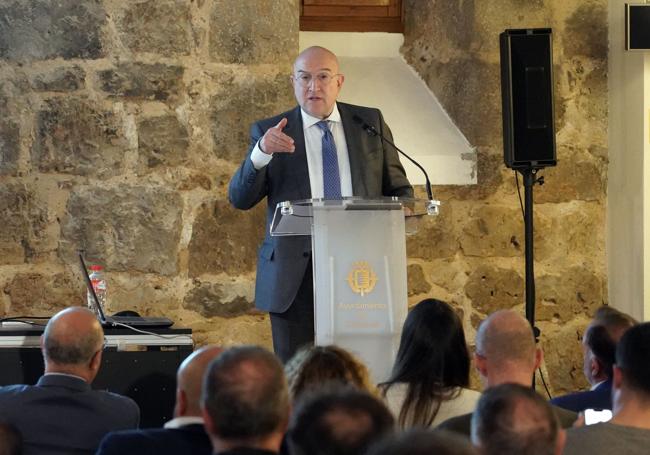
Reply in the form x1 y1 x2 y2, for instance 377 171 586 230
550 379 612 412
228 103 413 313
96 423 211 455
0 374 139 455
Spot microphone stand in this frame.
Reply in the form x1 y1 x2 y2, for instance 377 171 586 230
352 115 440 215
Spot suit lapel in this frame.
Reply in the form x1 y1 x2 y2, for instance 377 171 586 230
339 103 368 197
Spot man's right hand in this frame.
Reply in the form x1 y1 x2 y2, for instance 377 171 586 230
259 118 295 155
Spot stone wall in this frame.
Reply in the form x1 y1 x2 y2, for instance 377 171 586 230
0 0 606 394
0 0 299 348
401 0 608 393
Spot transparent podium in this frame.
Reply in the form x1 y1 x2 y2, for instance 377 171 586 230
271 197 438 382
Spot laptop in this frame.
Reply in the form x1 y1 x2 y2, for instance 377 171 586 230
79 253 174 328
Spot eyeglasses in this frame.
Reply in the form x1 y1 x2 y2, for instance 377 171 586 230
293 72 340 87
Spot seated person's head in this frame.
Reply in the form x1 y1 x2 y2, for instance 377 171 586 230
366 429 477 455
583 306 636 385
288 385 394 455
42 307 105 382
613 322 650 404
201 345 289 452
471 383 563 455
285 345 375 402
381 298 470 427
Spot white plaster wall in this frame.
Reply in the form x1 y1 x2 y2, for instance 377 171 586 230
299 32 476 185
607 0 647 321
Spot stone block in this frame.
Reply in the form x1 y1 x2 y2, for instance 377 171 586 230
0 0 105 61
0 183 48 264
425 58 502 147
211 72 294 162
190 315 271 348
536 266 605 322
31 98 127 178
183 280 254 318
98 63 184 102
406 203 458 260
188 200 265 277
535 153 604 203
29 66 85 92
114 0 191 55
209 0 298 64
407 263 432 297
562 3 607 61
59 186 183 275
4 272 83 314
0 118 20 176
461 205 524 257
464 264 524 315
539 320 590 394
138 115 189 169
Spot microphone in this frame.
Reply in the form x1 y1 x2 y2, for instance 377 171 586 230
352 114 439 215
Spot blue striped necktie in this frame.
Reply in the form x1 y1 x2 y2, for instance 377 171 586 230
316 120 342 199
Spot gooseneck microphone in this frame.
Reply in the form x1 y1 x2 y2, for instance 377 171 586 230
352 114 439 215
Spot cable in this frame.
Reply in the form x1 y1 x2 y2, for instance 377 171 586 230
514 171 525 219
0 316 50 327
537 367 553 400
108 321 191 340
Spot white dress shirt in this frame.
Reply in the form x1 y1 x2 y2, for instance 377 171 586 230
250 103 353 198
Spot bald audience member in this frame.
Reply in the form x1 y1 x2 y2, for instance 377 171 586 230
0 307 139 455
438 310 576 435
552 305 636 413
471 383 564 455
201 345 290 455
97 345 224 455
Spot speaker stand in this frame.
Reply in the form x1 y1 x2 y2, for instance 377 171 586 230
520 168 544 333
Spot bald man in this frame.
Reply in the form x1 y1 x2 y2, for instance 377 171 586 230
229 46 413 362
97 345 224 455
438 310 576 435
0 307 139 455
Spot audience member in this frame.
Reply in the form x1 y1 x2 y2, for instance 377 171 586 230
201 345 289 455
471 383 564 455
0 422 22 455
96 345 223 454
438 310 576 435
379 298 480 428
552 305 636 413
366 428 477 455
0 307 139 455
285 345 375 402
288 385 394 455
563 322 650 454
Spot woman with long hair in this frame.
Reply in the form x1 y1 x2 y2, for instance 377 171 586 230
379 298 480 428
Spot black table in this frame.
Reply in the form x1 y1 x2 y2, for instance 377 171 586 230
0 324 193 428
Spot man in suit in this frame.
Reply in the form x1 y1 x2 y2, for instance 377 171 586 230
201 345 290 455
551 306 635 413
437 310 576 435
229 46 413 362
96 345 223 455
563 322 650 454
0 307 139 455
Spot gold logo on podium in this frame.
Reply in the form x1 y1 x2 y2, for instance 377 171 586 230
347 261 378 297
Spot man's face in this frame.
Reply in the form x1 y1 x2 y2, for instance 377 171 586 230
291 49 344 119
582 325 596 385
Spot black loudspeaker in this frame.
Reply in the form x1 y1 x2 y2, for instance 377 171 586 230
626 3 650 50
500 28 556 169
